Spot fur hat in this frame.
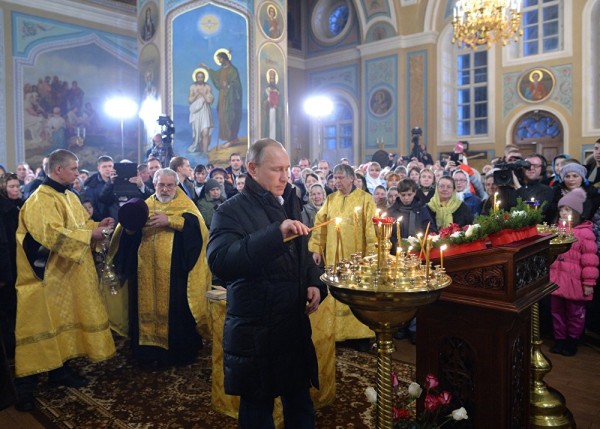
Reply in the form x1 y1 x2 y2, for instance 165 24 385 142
559 163 587 181
204 178 221 191
558 188 586 215
118 198 149 231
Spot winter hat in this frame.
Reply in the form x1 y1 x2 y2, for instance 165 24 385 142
205 178 220 191
454 142 465 153
209 167 228 179
558 187 586 215
559 163 587 181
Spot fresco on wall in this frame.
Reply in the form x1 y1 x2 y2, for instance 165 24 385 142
139 1 158 42
259 43 285 143
138 43 161 149
517 67 555 103
13 12 138 169
21 43 138 169
258 2 283 39
171 4 248 166
365 55 396 150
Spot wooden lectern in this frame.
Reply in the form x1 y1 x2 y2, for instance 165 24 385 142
417 235 556 428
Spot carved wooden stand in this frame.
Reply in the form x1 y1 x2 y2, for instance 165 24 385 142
417 235 560 428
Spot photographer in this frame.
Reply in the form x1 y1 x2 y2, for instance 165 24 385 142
98 162 153 221
409 127 433 166
504 154 554 220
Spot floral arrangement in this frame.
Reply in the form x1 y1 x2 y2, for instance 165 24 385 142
405 223 487 251
365 373 468 428
475 198 543 236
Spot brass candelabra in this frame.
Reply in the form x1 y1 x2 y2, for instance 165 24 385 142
321 218 451 429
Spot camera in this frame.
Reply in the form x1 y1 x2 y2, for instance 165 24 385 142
158 115 175 145
411 127 422 147
493 159 531 186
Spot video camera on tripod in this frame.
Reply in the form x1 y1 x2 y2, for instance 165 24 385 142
493 159 531 186
158 115 175 146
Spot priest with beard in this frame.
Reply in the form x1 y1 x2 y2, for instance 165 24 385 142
110 168 211 366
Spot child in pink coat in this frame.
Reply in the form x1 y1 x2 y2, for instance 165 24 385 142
550 188 599 356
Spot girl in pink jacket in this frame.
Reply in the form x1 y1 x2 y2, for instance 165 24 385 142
550 188 599 356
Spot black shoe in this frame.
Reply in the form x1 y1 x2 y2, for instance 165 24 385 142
550 339 565 354
15 394 35 412
561 337 577 357
354 339 372 352
49 372 88 388
393 329 408 340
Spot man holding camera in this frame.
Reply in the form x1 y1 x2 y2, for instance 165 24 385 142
513 154 554 220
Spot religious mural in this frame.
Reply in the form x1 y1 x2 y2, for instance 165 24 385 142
259 43 285 143
15 13 138 170
171 4 248 166
139 1 158 42
138 43 161 147
258 2 284 40
518 67 555 103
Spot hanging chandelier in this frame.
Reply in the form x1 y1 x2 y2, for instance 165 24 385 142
452 0 523 50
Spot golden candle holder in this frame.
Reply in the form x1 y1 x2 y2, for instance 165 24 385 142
529 227 577 428
321 217 451 429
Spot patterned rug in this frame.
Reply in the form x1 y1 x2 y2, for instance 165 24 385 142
30 337 415 428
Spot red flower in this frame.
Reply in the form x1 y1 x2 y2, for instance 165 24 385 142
424 393 440 411
424 373 439 389
438 391 452 405
392 371 399 389
393 406 411 420
503 213 509 220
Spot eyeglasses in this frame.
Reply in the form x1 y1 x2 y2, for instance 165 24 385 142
156 183 177 190
527 164 542 170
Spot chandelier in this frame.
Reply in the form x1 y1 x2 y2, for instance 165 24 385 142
452 0 523 50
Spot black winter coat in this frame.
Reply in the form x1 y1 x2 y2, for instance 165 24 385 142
207 174 327 400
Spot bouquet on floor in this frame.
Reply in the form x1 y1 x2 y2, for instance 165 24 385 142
365 372 468 429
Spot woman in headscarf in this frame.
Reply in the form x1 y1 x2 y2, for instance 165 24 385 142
301 183 326 227
544 154 570 188
0 173 24 358
453 169 483 217
427 176 473 228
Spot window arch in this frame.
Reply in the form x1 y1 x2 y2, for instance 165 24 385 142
321 98 354 164
437 24 496 146
503 0 572 66
582 0 600 134
511 110 564 161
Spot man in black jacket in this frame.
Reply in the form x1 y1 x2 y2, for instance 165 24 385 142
207 139 327 429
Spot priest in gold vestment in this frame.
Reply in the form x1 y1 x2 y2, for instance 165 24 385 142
13 149 116 411
308 163 376 345
111 168 211 366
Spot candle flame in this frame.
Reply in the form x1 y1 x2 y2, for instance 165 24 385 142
354 206 360 213
397 216 403 223
381 212 387 218
440 244 448 251
417 232 423 238
567 215 572 221
335 217 342 225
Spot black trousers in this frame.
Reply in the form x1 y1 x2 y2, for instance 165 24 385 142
238 388 315 429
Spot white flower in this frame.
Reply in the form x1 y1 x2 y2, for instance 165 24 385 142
407 236 419 247
512 210 527 217
430 235 440 243
364 386 377 404
451 407 468 421
407 382 422 398
464 223 480 238
450 231 462 238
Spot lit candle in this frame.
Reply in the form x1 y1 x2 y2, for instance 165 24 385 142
425 236 432 279
493 192 498 213
440 244 447 269
567 214 572 234
353 207 360 254
561 219 567 233
495 200 501 213
396 216 403 247
417 232 424 259
396 247 401 265
375 208 381 218
335 217 344 261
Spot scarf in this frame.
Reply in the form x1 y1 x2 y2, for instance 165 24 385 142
427 192 463 228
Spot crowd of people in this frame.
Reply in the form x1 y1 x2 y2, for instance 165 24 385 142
1 136 599 426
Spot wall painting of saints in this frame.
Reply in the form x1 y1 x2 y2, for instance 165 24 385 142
171 4 248 166
518 67 555 103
